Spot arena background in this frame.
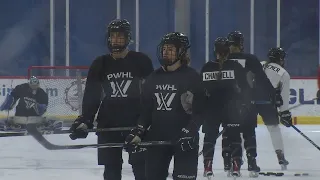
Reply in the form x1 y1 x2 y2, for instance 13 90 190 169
0 0 318 125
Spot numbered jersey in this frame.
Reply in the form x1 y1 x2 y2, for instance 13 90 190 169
261 61 290 112
82 51 154 127
138 65 201 140
10 83 48 116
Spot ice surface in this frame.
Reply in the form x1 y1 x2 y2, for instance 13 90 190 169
0 125 319 180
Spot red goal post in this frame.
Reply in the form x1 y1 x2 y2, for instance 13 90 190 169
27 66 89 123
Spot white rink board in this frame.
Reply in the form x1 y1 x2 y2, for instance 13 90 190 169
0 78 318 119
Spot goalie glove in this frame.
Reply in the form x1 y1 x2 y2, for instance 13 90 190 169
124 125 146 153
279 110 292 127
69 116 94 140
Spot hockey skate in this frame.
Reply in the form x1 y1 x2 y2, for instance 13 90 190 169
247 156 260 178
203 160 213 179
230 158 242 179
276 150 289 170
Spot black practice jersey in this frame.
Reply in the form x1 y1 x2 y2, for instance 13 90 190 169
11 83 48 116
82 51 154 127
201 59 250 114
138 65 206 141
228 52 275 99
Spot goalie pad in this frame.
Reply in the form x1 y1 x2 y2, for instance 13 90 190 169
180 91 194 114
0 94 15 111
34 103 47 116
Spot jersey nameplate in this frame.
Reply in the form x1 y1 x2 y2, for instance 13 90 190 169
264 64 281 74
203 70 235 81
229 59 246 68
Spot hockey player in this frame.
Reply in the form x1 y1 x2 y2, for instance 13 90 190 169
124 32 206 180
261 47 291 170
68 19 154 180
201 37 251 177
225 31 282 175
0 76 48 129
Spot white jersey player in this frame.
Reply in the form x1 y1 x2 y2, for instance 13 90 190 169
261 47 292 170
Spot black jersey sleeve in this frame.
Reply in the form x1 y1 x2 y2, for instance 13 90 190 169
234 62 251 101
246 55 275 94
38 89 49 105
81 57 104 122
10 84 24 100
137 75 154 128
186 72 208 132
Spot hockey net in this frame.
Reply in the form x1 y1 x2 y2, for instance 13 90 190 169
27 66 89 123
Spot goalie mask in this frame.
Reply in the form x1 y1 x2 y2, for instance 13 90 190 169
157 32 190 68
106 19 132 53
29 76 40 90
268 47 286 67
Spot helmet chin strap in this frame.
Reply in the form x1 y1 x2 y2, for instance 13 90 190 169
162 58 181 71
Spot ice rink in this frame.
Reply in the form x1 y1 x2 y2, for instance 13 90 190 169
0 125 319 180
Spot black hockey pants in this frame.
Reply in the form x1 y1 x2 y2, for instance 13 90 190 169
98 131 146 180
145 145 198 180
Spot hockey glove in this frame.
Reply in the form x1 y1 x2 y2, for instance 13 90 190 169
124 125 145 153
176 128 197 152
279 110 292 127
69 116 94 140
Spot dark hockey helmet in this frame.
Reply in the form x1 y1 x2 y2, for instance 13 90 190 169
268 47 286 66
227 31 244 51
106 19 132 53
157 32 190 67
214 37 230 57
29 76 39 90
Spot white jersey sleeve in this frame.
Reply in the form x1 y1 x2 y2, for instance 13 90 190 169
261 61 290 112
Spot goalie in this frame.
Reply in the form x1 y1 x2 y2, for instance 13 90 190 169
0 76 49 130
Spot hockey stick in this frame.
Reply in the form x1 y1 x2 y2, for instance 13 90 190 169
0 126 134 137
290 125 320 151
25 124 171 150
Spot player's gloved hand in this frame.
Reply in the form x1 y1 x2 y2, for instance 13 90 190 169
176 128 198 152
274 89 283 107
279 110 292 127
124 125 145 153
69 116 94 140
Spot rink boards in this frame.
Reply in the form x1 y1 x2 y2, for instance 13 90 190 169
0 78 318 124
